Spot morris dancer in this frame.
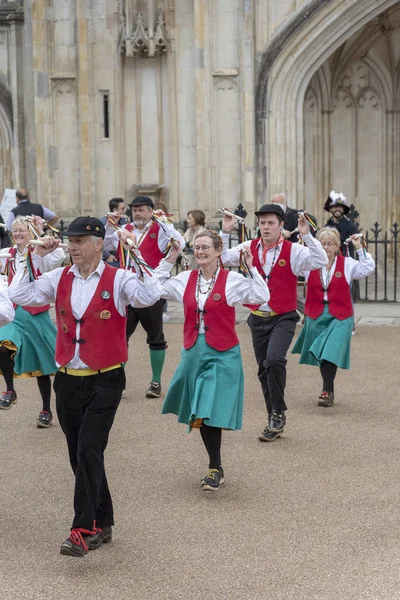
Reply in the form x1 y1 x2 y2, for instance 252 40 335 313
104 195 185 398
154 229 270 490
292 228 375 406
221 204 327 442
9 217 161 558
0 216 65 427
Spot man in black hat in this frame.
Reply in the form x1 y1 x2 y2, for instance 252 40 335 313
104 195 185 399
9 216 161 557
221 204 327 441
324 191 358 256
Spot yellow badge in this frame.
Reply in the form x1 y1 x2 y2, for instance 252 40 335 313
213 293 221 301
100 310 111 320
150 233 156 239
335 271 342 278
278 259 286 267
63 324 68 334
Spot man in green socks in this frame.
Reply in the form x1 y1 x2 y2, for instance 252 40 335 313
104 196 185 397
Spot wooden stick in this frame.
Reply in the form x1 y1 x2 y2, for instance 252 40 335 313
28 239 69 249
218 208 244 223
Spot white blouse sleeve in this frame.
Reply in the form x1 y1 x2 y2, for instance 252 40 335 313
225 269 270 306
160 270 192 303
344 251 375 282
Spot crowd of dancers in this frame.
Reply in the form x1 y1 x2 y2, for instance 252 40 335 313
0 189 375 558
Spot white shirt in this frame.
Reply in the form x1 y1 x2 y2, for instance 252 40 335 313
220 232 328 312
104 218 186 264
9 260 162 369
299 250 375 300
0 246 66 276
155 260 270 333
0 283 14 326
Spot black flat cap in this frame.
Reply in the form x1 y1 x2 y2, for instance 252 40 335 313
128 195 154 209
254 203 285 220
64 216 105 239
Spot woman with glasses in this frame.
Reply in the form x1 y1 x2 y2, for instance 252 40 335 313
0 216 65 426
292 227 374 406
154 228 270 491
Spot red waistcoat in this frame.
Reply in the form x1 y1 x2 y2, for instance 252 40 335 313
183 269 239 351
305 255 353 320
245 239 297 313
121 221 165 269
6 248 50 315
55 264 128 369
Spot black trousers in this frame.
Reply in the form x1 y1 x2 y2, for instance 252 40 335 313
247 311 299 416
126 299 167 350
54 367 125 531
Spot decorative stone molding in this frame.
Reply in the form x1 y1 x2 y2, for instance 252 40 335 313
0 0 23 23
130 184 165 204
51 77 76 96
212 68 239 91
118 4 168 58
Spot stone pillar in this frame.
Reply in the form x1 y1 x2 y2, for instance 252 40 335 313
76 0 94 213
31 0 53 205
210 0 241 216
22 2 37 192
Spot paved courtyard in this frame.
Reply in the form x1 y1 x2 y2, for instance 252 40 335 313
0 318 400 600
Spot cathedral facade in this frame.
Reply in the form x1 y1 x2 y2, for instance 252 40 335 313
1 0 400 230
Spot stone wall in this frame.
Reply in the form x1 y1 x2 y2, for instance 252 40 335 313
0 0 399 231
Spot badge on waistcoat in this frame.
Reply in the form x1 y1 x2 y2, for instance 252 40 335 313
335 272 342 278
150 233 156 239
213 293 221 301
101 290 111 300
60 309 66 316
63 324 68 333
278 259 286 267
100 310 111 320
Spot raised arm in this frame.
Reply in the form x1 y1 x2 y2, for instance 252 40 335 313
8 267 60 306
225 270 270 306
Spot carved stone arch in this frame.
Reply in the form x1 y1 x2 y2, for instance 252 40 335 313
0 74 13 126
357 88 382 109
255 0 400 206
362 55 392 110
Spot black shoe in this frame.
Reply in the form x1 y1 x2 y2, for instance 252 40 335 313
60 529 90 558
37 410 53 428
258 411 286 442
202 468 221 491
201 466 225 487
0 390 17 410
318 392 334 407
85 526 112 550
146 381 161 398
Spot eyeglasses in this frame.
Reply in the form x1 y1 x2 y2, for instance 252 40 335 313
321 242 337 247
194 245 212 252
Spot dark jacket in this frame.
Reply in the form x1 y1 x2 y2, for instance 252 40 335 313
11 200 44 219
285 207 318 242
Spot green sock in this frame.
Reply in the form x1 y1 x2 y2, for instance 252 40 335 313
150 349 165 383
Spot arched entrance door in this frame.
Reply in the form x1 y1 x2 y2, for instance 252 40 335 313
256 0 400 228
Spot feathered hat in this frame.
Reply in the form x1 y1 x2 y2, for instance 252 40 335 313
323 190 350 214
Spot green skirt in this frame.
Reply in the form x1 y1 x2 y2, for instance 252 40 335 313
0 306 57 377
291 306 353 369
162 334 244 431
